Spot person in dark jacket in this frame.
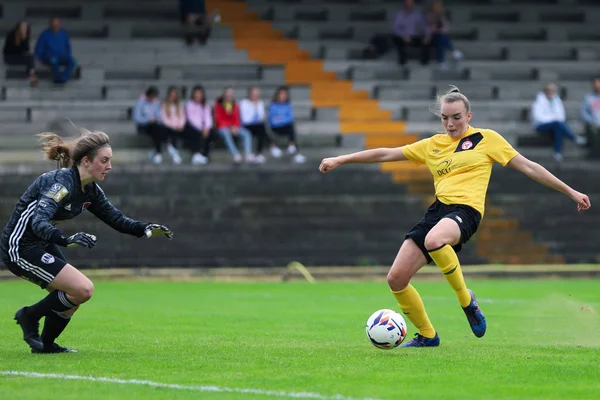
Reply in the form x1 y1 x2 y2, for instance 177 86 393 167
3 21 37 86
34 17 77 84
1 127 172 354
179 0 213 45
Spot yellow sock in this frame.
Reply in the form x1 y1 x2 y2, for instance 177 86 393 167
428 244 471 307
391 284 436 338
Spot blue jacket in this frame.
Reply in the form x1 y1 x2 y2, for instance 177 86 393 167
35 28 71 60
581 93 600 128
268 102 294 128
0 166 146 262
133 96 161 125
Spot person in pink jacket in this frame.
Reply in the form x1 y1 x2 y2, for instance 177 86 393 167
160 86 200 165
185 85 214 164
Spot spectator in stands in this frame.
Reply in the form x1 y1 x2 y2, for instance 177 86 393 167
580 76 600 158
160 86 190 165
133 86 169 165
184 85 213 165
179 0 213 45
35 17 77 84
240 86 283 164
531 82 586 162
392 0 431 66
426 0 463 70
3 21 37 86
268 86 306 164
214 87 255 164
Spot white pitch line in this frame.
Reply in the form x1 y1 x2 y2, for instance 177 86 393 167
0 371 382 400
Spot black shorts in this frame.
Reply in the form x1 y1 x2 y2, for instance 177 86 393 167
406 199 481 264
2 244 68 289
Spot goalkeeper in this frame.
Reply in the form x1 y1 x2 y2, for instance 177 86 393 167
1 127 173 354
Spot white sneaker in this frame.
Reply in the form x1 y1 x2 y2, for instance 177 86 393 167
270 146 283 158
152 153 163 164
191 153 208 165
292 153 306 164
452 49 463 61
255 154 266 164
553 153 564 163
245 154 257 164
575 136 588 146
166 144 182 164
287 144 297 154
233 153 243 164
167 143 178 157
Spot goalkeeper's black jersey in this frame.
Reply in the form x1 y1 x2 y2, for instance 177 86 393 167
0 166 146 263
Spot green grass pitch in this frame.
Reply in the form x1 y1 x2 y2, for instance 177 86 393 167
1 278 599 400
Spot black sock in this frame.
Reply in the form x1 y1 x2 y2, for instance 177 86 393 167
41 311 72 347
26 291 77 320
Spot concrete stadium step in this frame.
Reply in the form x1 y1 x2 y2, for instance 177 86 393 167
68 39 239 52
368 81 592 102
71 51 253 67
0 100 332 123
252 1 599 22
158 63 267 81
299 37 599 59
1 82 311 101
4 62 275 82
270 19 600 41
378 99 583 123
317 42 596 63
0 20 236 39
332 59 600 82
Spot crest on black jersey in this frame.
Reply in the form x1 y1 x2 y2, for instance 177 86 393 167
454 132 483 153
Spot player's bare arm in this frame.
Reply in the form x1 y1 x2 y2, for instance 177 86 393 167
319 147 408 173
508 154 591 211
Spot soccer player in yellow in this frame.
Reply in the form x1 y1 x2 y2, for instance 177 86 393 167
319 86 591 347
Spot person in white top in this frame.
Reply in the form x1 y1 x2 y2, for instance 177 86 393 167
531 82 586 162
239 86 282 163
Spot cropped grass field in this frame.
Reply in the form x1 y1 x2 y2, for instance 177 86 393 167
1 278 599 400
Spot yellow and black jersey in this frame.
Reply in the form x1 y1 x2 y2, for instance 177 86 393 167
401 126 519 217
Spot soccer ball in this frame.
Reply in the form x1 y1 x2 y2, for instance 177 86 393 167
365 309 407 349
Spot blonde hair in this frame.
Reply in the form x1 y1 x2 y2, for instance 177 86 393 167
164 86 182 118
37 126 110 169
430 85 471 117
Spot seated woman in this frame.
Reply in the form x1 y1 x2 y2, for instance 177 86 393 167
133 86 168 164
240 86 283 164
268 86 306 164
159 86 191 165
184 85 214 164
3 21 37 86
531 82 587 163
426 0 463 71
214 87 255 164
